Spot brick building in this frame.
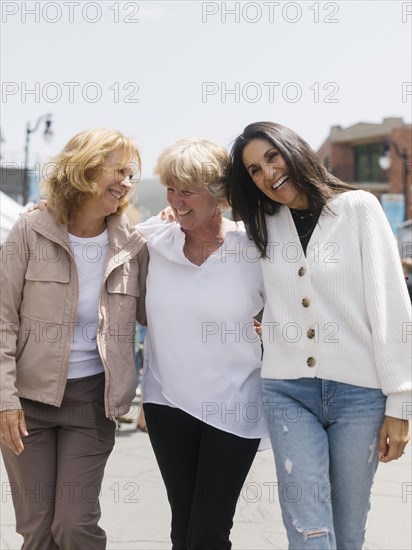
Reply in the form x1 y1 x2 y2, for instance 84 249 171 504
317 117 412 221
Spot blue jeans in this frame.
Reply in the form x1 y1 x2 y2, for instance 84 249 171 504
262 378 386 550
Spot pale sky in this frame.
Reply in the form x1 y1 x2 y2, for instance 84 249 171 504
1 0 411 177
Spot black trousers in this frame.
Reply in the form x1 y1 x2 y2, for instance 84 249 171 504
144 403 260 550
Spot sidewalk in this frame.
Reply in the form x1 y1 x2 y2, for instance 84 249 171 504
1 398 411 550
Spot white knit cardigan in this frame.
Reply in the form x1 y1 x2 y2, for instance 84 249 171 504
260 190 411 419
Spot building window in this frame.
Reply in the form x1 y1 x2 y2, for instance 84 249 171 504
354 143 388 183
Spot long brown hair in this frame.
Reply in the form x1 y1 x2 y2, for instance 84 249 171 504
228 122 354 257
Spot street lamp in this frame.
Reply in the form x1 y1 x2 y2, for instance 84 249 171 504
378 139 409 221
23 114 53 205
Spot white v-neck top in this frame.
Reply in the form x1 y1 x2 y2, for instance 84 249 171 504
138 216 269 439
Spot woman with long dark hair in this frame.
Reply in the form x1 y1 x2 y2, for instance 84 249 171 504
228 121 411 550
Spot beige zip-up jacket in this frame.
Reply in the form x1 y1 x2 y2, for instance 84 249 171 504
0 209 148 419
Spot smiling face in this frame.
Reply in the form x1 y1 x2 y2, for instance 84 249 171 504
166 183 220 231
93 150 136 217
242 138 309 210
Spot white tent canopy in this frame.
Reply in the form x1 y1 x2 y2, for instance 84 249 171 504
0 191 22 244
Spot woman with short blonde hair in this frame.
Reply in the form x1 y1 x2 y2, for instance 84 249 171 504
140 137 268 549
154 138 229 208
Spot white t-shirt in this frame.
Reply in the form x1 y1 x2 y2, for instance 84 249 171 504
67 230 109 379
138 217 269 440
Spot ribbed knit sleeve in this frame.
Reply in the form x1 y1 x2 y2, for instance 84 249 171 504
355 191 411 419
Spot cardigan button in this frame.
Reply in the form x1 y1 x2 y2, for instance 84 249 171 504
307 357 316 367
298 266 306 276
307 328 315 339
302 297 310 307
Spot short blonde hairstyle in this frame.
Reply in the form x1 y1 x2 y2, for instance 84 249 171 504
402 257 412 272
154 138 229 208
42 128 141 224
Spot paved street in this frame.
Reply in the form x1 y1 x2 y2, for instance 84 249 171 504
1 399 411 550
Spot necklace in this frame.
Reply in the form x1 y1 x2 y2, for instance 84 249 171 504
289 208 314 221
289 208 317 239
296 225 316 239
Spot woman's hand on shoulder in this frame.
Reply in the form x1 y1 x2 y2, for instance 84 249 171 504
0 409 28 455
378 416 410 462
254 318 262 340
158 206 175 222
20 199 48 215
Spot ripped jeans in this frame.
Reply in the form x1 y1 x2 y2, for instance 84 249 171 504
262 378 386 550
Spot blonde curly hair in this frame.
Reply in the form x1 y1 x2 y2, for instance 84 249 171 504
41 128 141 224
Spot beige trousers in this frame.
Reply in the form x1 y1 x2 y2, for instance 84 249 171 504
1 373 115 550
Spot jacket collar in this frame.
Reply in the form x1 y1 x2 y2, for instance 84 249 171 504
30 208 145 254
30 208 69 245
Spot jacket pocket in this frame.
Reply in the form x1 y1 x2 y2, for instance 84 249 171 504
21 261 70 323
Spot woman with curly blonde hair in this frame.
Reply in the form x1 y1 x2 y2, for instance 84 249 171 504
0 128 148 550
